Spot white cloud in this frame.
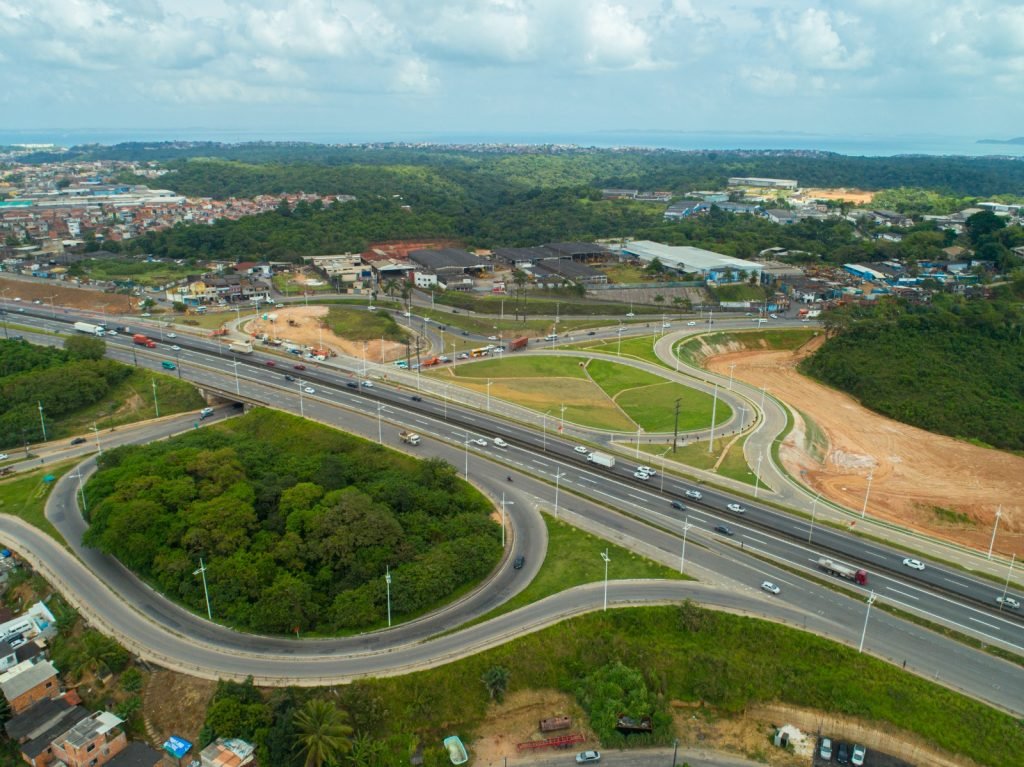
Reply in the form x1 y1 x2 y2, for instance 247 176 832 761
422 1 535 64
582 2 660 71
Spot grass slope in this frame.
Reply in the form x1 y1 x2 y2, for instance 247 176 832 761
0 463 71 543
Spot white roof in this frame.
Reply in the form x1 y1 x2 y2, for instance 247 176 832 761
624 241 762 273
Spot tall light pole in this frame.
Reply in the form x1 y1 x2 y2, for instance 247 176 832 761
988 507 1002 560
860 471 873 519
152 379 160 417
707 382 719 453
858 591 877 653
542 410 552 451
808 492 821 543
37 402 47 441
635 425 642 459
71 471 88 515
553 467 567 519
753 454 764 498
464 430 470 479
443 384 450 420
194 558 213 620
500 493 514 548
660 447 671 492
998 553 1016 609
679 516 692 573
759 385 767 417
0 289 10 339
728 364 736 390
90 422 102 454
385 566 392 628
600 549 611 611
298 379 305 417
617 324 623 356
486 379 493 412
231 361 241 395
377 403 385 444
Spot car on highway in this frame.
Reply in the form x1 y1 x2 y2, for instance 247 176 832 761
33 299 41 304
200 407 214 417
587 330 596 335
265 360 276 367
626 312 635 317
819 737 832 761
167 332 177 338
727 503 746 514
996 596 1020 609
513 555 525 570
576 751 601 764
687 321 696 326
770 313 779 319
714 525 734 536
171 345 181 351
12 297 20 301
304 387 315 394
346 381 358 389
461 330 469 336
761 581 781 595
294 364 306 370
471 438 488 447
851 744 866 766
361 380 374 388
457 352 470 359
487 335 498 341
284 374 295 381
684 489 703 500
411 395 423 402
633 470 651 480
70 437 87 445
902 558 926 571
368 306 377 311
662 322 671 328
106 330 117 336
493 437 508 448
141 312 151 317
670 500 686 511
636 465 656 476
574 445 589 454
403 311 411 317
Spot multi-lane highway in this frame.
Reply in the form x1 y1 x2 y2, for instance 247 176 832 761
1 305 1022 712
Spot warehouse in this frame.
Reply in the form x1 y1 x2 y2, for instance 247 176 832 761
622 240 762 283
408 248 490 275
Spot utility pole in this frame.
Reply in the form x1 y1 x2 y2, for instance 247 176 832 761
600 549 611 611
707 382 718 453
672 398 681 454
37 402 47 441
152 379 160 417
385 566 392 628
194 558 213 620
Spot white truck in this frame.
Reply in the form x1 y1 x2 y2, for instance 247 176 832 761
73 321 105 336
399 431 422 446
587 451 616 468
229 340 253 354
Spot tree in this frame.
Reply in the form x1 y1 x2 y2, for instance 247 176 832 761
481 665 510 703
293 699 353 767
965 210 1006 246
64 335 106 361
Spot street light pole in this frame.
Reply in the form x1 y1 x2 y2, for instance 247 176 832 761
486 379 493 412
151 379 160 418
71 471 88 515
444 384 450 420
554 468 566 519
858 591 877 653
707 382 718 453
860 472 873 519
679 516 692 573
37 402 47 441
90 422 102 455
385 566 392 628
377 403 384 444
232 361 240 395
194 558 213 620
542 410 552 451
988 507 1002 560
600 549 611 611
998 553 1016 609
753 453 764 498
298 379 305 417
728 364 736 390
500 492 514 548
464 430 470 479
808 492 821 543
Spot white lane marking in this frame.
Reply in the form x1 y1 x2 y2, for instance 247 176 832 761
577 476 598 484
687 515 709 524
531 459 548 467
743 535 769 546
968 616 1001 631
885 587 919 601
862 550 890 560
628 494 647 502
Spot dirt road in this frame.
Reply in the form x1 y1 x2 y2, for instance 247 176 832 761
707 337 1023 556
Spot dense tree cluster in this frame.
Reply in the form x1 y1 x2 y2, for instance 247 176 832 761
0 338 130 450
802 285 1024 450
83 410 501 634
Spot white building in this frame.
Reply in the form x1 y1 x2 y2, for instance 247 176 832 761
622 241 762 283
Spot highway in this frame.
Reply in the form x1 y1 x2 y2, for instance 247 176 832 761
0 306 1022 713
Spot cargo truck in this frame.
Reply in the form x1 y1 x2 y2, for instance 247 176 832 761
229 341 253 354
509 336 529 351
587 451 616 468
132 333 156 348
399 431 422 446
73 321 105 336
817 557 868 585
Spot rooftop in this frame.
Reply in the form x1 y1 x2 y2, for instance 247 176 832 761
57 709 122 749
0 659 58 700
623 240 762 273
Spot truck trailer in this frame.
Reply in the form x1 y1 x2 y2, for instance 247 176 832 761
817 557 868 585
73 321 105 336
509 336 529 351
587 451 616 468
399 431 422 446
229 341 253 354
132 333 156 348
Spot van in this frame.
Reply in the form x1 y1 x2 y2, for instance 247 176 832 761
161 361 176 370
544 334 558 341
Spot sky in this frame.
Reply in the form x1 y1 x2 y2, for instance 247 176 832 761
2 0 1022 145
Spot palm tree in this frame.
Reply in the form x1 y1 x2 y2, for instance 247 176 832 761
293 699 353 767
382 279 399 301
481 665 510 703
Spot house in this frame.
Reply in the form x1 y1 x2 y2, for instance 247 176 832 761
763 209 800 225
0 659 61 714
0 639 19 672
412 271 438 289
304 253 366 283
663 201 709 220
105 741 164 767
50 710 127 767
200 737 255 767
8 698 90 767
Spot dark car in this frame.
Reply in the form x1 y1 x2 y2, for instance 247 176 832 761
284 374 296 381
670 500 686 511
461 330 469 336
714 525 734 536
411 395 423 402
587 330 596 335
265 360 276 367
346 381 358 389
293 364 306 371
70 437 87 445
513 555 525 570
836 742 850 765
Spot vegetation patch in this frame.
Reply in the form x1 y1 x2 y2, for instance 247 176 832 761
325 305 408 343
585 358 665 397
930 506 975 527
82 409 501 635
0 463 71 543
568 333 672 369
677 328 819 368
452 355 588 380
616 382 732 432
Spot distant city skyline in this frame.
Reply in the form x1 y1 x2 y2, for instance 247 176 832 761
3 1 1022 150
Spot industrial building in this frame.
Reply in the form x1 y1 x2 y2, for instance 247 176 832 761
621 241 762 283
727 177 799 190
408 248 490 275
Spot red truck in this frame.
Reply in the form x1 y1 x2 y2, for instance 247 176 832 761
132 333 156 348
509 336 529 352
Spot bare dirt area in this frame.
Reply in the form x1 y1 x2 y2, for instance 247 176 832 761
707 337 1024 556
0 276 137 314
798 188 876 205
142 668 215 748
243 305 406 363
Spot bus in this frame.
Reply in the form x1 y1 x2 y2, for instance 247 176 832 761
470 347 490 358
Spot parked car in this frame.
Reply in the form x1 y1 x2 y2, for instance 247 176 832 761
819 737 833 761
836 742 850 764
576 752 601 764
685 489 703 500
902 558 926 571
761 581 781 595
714 525 734 536
513 555 525 570
851 744 866 766
70 437 87 445
671 500 686 511
727 503 746 513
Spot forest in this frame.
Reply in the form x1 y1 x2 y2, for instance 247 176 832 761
0 336 131 450
82 409 502 634
802 281 1024 450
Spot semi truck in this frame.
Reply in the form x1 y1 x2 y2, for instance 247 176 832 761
399 431 422 446
817 557 868 585
229 341 253 354
132 333 156 348
509 336 529 351
587 451 616 468
73 321 105 336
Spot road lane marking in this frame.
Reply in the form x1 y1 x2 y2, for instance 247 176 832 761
862 550 890 560
743 535 769 546
885 587 919 601
969 616 1001 631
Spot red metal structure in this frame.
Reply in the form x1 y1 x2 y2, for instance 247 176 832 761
516 733 584 751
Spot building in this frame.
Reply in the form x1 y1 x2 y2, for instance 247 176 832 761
542 242 610 262
105 741 164 767
50 710 126 767
0 660 61 714
408 248 490 275
200 737 255 767
8 698 90 767
0 601 56 646
663 201 709 220
165 274 272 306
727 177 798 190
412 271 438 289
530 259 607 285
304 253 367 284
622 240 762 283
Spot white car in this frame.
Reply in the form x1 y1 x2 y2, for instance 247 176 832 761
902 558 926 571
304 387 315 394
12 297 20 302
633 470 651 480
487 335 498 341
684 489 703 500
662 322 671 328
851 744 866 766
625 312 635 317
687 321 696 326
167 332 177 338
819 737 832 760
472 438 488 447
106 330 117 336
171 345 181 351
368 306 377 311
574 446 589 454
493 438 508 448
769 313 779 319
761 581 781 595
996 596 1020 609
403 311 411 317
636 465 656 476
457 352 470 360
727 503 746 514
361 380 374 388
576 752 601 764
0 454 9 461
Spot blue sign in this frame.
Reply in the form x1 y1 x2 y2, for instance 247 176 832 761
163 736 192 758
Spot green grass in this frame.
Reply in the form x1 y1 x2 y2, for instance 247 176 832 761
80 258 194 288
797 408 829 464
640 437 756 486
272 273 335 294
325 306 409 342
449 355 588 380
677 328 819 368
0 463 72 544
709 283 767 301
931 506 975 527
568 334 671 369
585 357 664 396
57 368 206 436
3 322 60 336
472 516 689 624
433 292 665 316
362 606 1021 767
178 311 237 330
